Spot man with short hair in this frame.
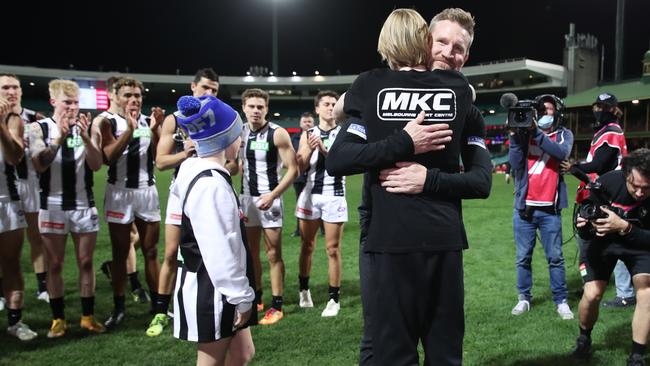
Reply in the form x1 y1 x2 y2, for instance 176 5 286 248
97 76 148 305
296 90 347 317
239 88 297 325
96 77 164 328
30 79 105 337
327 8 492 364
572 148 650 366
0 74 48 303
0 95 38 341
509 95 574 319
290 112 314 237
146 67 218 337
563 92 633 308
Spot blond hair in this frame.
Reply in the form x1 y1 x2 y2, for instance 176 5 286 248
48 79 79 99
377 9 432 70
429 8 475 51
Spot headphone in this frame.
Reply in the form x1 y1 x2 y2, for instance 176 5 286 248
534 94 565 127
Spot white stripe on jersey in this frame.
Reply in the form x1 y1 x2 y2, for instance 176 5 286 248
0 149 19 202
304 125 345 197
240 122 283 196
102 111 155 189
18 108 39 181
37 118 94 210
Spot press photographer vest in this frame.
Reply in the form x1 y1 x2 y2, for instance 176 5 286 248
526 131 560 207
576 123 627 203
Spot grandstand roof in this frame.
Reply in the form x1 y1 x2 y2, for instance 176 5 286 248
563 76 650 107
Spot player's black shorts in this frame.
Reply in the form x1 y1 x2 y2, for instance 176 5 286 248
579 240 650 283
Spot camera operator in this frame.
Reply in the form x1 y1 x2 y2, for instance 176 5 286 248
562 92 634 308
508 94 575 319
572 148 650 366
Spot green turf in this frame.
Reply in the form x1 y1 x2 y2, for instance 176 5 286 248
0 170 638 365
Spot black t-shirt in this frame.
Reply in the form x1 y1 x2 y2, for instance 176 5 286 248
586 170 650 249
343 68 475 252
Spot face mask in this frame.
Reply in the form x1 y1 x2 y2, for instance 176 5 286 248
538 115 554 130
592 110 617 130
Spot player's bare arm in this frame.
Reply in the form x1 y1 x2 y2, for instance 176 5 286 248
257 128 298 210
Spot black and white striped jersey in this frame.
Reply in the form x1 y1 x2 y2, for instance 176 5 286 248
0 147 20 202
102 111 155 189
36 118 95 210
173 158 255 342
240 122 282 196
15 107 39 180
305 125 345 196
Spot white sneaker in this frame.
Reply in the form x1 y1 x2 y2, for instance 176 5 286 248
0 297 5 312
37 291 50 303
321 299 340 317
511 300 530 315
299 289 313 308
7 321 38 341
557 302 574 320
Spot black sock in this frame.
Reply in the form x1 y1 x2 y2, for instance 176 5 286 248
150 291 158 308
81 296 95 316
50 297 65 320
7 308 21 326
271 296 283 311
154 294 171 314
255 289 263 305
579 326 592 338
328 286 340 303
128 271 142 292
36 272 47 293
632 341 646 355
114 295 126 313
299 276 310 291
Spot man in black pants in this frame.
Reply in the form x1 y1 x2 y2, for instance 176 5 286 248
572 148 650 366
328 8 491 365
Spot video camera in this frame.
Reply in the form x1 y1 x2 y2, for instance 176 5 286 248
500 93 565 130
500 93 537 129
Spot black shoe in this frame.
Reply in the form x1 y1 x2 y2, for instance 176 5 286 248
572 335 592 360
104 310 125 329
100 261 112 281
628 353 646 366
291 230 300 237
131 288 150 304
602 296 636 308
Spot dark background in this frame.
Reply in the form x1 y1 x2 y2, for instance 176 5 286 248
8 0 650 80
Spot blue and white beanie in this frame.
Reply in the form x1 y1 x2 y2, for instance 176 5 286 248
174 95 242 157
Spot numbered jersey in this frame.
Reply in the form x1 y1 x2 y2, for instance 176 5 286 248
305 125 345 197
240 122 282 196
101 111 155 189
36 118 95 210
16 108 39 180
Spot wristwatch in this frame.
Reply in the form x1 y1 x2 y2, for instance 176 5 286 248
619 221 633 236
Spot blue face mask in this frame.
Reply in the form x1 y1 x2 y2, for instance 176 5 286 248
538 115 554 130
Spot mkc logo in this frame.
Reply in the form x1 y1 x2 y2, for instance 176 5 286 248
376 88 456 121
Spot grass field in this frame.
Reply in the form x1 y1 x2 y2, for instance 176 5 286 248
0 169 639 365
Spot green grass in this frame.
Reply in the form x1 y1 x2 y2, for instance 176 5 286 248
0 170 638 365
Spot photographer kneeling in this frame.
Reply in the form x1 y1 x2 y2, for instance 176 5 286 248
573 148 650 366
509 95 574 319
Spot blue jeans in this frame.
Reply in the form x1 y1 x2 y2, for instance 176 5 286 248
513 209 568 304
614 260 635 298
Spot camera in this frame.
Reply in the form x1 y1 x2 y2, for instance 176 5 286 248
506 99 537 129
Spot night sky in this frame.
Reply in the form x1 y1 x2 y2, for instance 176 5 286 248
8 0 650 81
